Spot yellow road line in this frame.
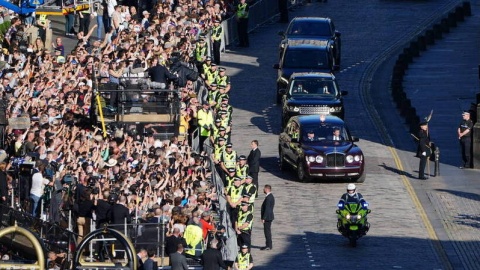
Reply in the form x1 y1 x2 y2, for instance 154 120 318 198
388 145 453 270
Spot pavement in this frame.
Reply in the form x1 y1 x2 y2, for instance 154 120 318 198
399 1 480 269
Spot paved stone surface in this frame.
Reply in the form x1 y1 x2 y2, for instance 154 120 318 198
220 0 468 269
42 0 480 267
400 1 480 269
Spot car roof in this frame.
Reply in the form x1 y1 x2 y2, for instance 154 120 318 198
290 72 335 80
286 39 330 48
291 17 331 23
293 114 345 126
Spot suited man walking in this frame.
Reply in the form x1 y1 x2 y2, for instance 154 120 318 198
170 244 189 270
260 184 275 250
247 140 261 191
200 239 226 270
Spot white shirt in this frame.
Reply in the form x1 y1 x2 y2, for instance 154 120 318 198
30 171 49 197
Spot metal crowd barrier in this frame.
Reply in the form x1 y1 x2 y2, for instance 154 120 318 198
203 141 238 262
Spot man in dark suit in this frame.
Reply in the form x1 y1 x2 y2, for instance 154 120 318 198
247 140 261 191
110 195 131 227
201 239 226 270
142 248 158 270
260 184 275 250
165 228 187 255
170 244 189 270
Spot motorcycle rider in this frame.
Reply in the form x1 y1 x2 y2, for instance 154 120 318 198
338 183 368 209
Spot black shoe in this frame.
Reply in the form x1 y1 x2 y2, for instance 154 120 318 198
260 247 271 250
419 176 428 180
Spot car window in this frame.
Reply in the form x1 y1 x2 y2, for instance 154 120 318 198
301 124 347 141
287 121 300 139
283 49 329 69
290 79 338 96
287 21 332 37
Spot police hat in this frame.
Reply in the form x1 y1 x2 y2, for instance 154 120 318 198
221 96 229 101
218 67 226 72
199 38 206 43
221 103 228 107
241 244 249 249
245 175 253 179
228 168 236 173
238 155 247 160
215 118 222 123
211 63 217 67
217 85 226 89
205 56 212 61
242 193 251 198
241 201 250 206
462 110 470 116
226 143 233 148
218 137 226 142
219 126 226 131
419 121 428 126
210 82 218 87
218 110 228 115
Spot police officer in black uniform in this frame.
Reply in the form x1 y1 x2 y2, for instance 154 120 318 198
457 111 473 168
417 121 430 179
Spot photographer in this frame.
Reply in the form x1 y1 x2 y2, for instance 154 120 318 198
30 160 53 217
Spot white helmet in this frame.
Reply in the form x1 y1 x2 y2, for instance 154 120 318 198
347 183 356 191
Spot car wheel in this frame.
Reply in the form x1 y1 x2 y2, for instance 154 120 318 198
279 149 287 171
297 160 310 182
356 172 366 183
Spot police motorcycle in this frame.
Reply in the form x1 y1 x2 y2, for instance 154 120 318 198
336 198 370 247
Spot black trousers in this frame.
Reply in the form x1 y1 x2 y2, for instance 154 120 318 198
238 231 251 249
249 171 259 191
79 14 91 35
237 18 249 47
212 40 221 65
263 220 272 248
278 0 289 23
460 137 472 167
419 155 427 178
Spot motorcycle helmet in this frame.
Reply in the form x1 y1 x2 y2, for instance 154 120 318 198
347 183 356 196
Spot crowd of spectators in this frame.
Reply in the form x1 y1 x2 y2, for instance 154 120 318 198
0 0 252 266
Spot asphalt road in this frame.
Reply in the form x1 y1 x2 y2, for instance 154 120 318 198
45 0 480 268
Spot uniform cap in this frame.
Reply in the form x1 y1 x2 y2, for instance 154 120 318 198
241 201 249 206
218 110 228 115
211 63 217 66
241 244 248 249
205 56 212 61
234 177 242 181
218 137 226 142
226 143 233 148
245 175 253 179
215 118 222 123
242 193 251 198
219 126 226 131
221 96 229 101
238 155 246 160
228 168 236 173
462 110 470 115
210 83 217 87
218 67 226 72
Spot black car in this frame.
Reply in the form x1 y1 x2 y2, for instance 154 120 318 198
279 115 365 183
278 17 341 65
280 72 347 126
274 39 339 103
